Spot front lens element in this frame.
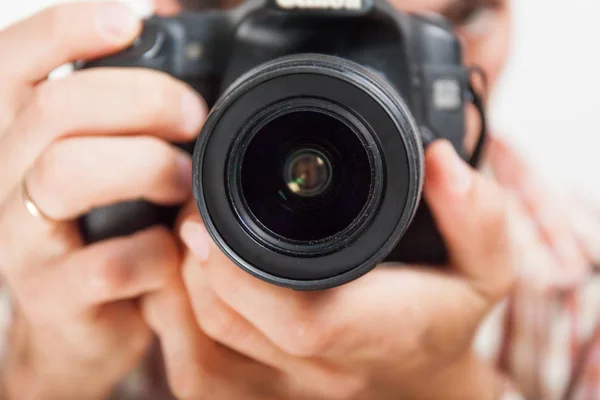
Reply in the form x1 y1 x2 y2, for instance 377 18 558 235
239 109 372 243
284 149 332 197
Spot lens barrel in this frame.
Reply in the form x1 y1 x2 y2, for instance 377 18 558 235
193 54 423 290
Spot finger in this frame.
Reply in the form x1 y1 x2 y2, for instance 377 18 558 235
25 136 192 220
181 252 299 370
0 68 206 191
179 215 342 358
487 136 589 277
178 205 291 366
66 302 153 376
65 226 179 307
182 262 348 395
142 275 282 400
0 2 140 86
180 212 493 373
180 216 488 366
424 140 516 303
177 203 344 362
0 183 81 271
55 226 181 309
6 226 179 325
142 276 210 398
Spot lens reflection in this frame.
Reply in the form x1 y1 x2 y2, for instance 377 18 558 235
284 149 332 197
240 110 372 242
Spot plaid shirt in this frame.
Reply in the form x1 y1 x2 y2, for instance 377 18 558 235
476 138 600 400
0 138 598 399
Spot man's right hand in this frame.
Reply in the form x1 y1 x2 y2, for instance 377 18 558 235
0 2 206 399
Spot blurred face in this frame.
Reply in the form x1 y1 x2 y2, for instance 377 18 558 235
154 0 510 149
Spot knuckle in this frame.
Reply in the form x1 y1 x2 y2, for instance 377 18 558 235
88 254 133 299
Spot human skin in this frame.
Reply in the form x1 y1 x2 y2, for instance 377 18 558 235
0 3 206 399
3 0 580 399
141 0 518 399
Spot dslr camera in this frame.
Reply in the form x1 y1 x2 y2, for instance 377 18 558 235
81 0 487 290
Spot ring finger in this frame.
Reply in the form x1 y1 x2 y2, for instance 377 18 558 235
0 135 192 270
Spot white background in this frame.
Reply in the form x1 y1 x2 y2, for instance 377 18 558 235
1 0 599 199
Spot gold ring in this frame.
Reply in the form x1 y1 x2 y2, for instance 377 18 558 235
21 177 54 222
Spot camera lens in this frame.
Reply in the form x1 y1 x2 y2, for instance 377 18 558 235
194 54 424 289
238 108 372 244
284 149 332 198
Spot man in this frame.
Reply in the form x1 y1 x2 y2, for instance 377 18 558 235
0 0 597 399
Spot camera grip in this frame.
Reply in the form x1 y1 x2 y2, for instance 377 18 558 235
79 201 177 243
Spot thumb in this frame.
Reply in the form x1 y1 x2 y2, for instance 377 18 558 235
424 140 516 303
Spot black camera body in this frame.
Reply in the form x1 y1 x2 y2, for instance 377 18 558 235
81 0 481 290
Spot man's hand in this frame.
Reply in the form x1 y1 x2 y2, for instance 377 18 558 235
142 140 516 400
0 3 206 399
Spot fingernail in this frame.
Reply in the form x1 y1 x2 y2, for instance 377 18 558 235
181 91 206 136
437 141 473 196
96 3 140 43
177 153 193 191
180 221 210 261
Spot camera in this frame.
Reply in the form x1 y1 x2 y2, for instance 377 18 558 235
80 0 487 290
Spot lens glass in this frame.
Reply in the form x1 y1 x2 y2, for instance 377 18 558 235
240 110 372 242
284 149 332 198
